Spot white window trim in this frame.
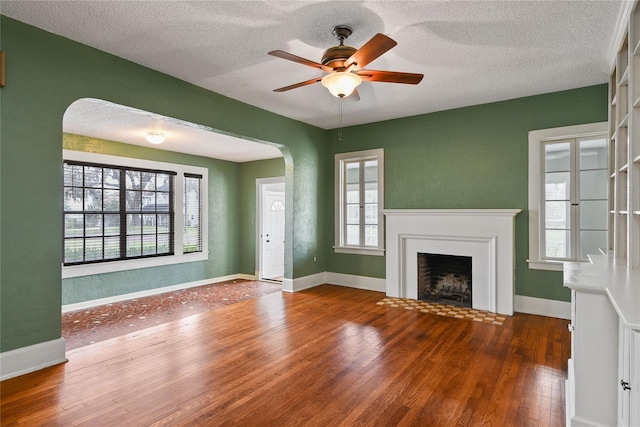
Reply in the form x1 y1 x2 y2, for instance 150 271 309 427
527 122 607 271
334 148 385 256
62 150 208 278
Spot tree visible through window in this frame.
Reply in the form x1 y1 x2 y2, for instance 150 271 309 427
63 161 176 265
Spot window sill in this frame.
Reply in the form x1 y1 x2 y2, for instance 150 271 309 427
527 259 564 272
62 251 208 279
333 246 385 256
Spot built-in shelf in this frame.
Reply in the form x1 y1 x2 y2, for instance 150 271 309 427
634 153 640 163
620 114 629 127
620 211 629 215
620 163 629 172
620 67 630 84
633 210 640 216
634 96 640 107
612 94 618 106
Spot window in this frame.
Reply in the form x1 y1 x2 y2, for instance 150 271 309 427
183 174 202 254
63 150 208 278
334 149 384 256
528 123 608 270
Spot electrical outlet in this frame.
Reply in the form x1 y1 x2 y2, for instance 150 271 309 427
313 256 317 262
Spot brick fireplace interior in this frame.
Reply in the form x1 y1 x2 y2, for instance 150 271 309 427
417 253 472 308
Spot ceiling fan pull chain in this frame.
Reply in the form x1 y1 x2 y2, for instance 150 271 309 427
338 97 344 141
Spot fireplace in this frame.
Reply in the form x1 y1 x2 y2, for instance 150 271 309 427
383 209 521 315
418 253 472 307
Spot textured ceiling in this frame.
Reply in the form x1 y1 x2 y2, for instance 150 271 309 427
2 0 626 160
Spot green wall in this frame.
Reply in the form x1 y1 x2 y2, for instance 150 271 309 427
326 85 608 302
0 16 326 353
239 158 286 276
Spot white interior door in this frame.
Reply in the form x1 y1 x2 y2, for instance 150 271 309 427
261 188 285 280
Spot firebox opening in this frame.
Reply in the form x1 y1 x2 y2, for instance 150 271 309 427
418 253 472 308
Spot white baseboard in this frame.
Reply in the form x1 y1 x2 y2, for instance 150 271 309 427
62 273 256 313
1 338 67 381
514 295 571 319
281 272 326 293
325 272 386 293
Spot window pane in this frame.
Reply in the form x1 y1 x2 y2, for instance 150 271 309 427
580 169 608 200
65 214 83 238
545 201 570 229
364 181 377 203
184 175 202 253
579 138 607 169
85 238 103 261
364 225 377 246
127 235 141 257
156 174 170 191
364 204 377 224
346 224 359 245
126 170 141 190
143 214 156 234
64 239 84 263
127 214 141 233
545 172 570 200
64 164 83 187
158 234 171 254
545 142 570 172
580 200 608 230
64 188 83 211
346 204 359 224
85 214 103 236
103 168 120 188
142 172 156 190
580 230 606 260
345 162 359 184
104 214 120 236
103 189 120 211
545 230 570 259
364 160 377 182
104 237 120 259
346 183 359 203
84 188 102 211
126 190 142 211
157 214 170 233
142 234 156 255
84 166 102 188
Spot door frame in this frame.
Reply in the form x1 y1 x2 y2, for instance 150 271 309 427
256 176 285 281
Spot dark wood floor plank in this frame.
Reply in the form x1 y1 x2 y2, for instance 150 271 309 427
0 285 570 426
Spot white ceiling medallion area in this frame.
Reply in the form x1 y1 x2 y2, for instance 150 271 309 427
64 98 283 163
2 1 624 129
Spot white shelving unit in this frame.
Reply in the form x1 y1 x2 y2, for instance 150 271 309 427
619 4 640 269
565 3 640 426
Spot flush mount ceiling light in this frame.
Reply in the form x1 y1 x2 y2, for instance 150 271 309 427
268 25 423 99
145 131 165 144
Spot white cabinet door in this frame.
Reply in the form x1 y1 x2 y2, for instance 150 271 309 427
631 330 640 426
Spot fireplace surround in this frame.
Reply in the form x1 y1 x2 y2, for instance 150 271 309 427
383 209 521 315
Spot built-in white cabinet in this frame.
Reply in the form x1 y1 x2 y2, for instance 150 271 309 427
618 322 640 426
564 258 640 427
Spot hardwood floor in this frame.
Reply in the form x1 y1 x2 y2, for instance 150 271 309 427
1 285 570 426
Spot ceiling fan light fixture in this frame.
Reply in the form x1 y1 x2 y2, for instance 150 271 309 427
145 131 165 144
321 71 362 98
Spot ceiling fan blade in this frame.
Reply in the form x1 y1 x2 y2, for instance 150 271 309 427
357 70 424 84
273 77 323 92
344 34 397 71
268 50 333 73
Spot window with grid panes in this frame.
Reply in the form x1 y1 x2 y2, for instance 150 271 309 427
63 161 175 265
334 149 384 255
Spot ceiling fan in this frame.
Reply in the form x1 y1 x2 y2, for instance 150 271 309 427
268 26 423 99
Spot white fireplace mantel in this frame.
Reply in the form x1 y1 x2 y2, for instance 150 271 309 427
383 209 521 315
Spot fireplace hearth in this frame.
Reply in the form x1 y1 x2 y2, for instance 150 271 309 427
418 253 472 307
